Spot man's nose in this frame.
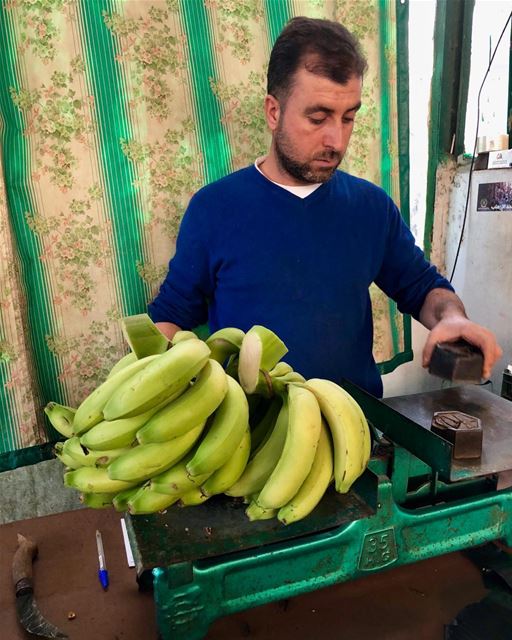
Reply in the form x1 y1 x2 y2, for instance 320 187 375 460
322 123 344 151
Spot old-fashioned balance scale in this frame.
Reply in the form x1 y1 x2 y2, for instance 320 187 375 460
125 341 512 640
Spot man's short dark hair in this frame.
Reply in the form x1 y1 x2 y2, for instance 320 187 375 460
267 17 368 101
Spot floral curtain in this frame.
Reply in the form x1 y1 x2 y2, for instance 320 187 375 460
0 0 409 464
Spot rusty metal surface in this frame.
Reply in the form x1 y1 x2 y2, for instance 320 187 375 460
384 386 512 480
126 489 373 571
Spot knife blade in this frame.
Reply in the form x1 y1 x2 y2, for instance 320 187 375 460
12 533 68 639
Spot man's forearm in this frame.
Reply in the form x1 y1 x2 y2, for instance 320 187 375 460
155 321 182 341
419 288 467 330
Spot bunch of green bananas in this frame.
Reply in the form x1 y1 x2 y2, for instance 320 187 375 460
45 317 371 523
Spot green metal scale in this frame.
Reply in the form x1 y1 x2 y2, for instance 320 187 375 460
125 382 512 640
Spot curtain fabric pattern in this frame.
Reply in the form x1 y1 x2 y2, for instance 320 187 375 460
0 0 408 461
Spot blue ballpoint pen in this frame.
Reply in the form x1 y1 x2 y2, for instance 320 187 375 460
96 530 109 590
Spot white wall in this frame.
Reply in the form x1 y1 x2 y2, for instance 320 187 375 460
381 3 511 399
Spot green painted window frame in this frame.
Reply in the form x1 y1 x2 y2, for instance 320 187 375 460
424 0 475 258
378 0 413 375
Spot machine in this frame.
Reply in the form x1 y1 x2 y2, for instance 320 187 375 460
125 379 512 640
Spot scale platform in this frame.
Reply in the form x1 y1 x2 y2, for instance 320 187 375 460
344 381 512 482
126 488 373 575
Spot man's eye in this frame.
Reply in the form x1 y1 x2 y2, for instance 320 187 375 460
343 116 355 124
309 117 325 125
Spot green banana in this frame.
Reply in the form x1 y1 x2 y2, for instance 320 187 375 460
171 330 199 345
64 467 137 493
205 327 245 364
103 339 211 420
127 484 181 515
107 352 138 379
54 442 81 469
136 359 227 444
278 419 333 524
306 379 370 494
44 402 76 438
225 396 288 498
268 362 294 377
150 450 212 496
256 384 321 509
107 423 205 483
334 382 372 470
79 393 182 451
73 354 159 434
113 484 143 512
252 367 306 398
245 500 277 521
62 437 131 468
249 396 282 451
178 487 209 506
80 492 116 509
201 428 251 497
186 375 249 477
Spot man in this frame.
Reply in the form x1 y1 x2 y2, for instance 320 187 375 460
148 17 501 397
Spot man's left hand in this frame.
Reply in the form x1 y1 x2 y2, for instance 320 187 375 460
422 316 503 380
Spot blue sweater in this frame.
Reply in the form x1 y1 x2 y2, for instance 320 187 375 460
148 166 453 397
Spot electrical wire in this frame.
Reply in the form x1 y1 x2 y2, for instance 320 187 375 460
448 10 512 283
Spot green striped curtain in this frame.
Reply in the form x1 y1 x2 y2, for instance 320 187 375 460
0 0 410 465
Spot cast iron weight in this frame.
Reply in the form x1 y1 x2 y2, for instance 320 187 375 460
430 411 483 459
428 340 484 383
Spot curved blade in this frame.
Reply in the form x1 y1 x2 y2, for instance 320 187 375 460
16 592 68 639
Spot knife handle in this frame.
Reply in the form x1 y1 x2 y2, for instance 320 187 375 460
12 533 38 593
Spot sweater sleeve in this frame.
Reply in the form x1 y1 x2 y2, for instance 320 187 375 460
147 198 213 329
374 198 454 320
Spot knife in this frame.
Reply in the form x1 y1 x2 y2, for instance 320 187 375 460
12 533 68 639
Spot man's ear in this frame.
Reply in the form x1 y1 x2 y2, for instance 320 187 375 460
264 94 280 132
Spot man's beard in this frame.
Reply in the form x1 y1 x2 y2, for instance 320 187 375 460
274 125 342 184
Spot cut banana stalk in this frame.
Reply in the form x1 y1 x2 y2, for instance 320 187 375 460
121 313 169 358
238 325 288 394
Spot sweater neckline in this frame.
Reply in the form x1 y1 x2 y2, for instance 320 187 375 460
249 164 334 205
